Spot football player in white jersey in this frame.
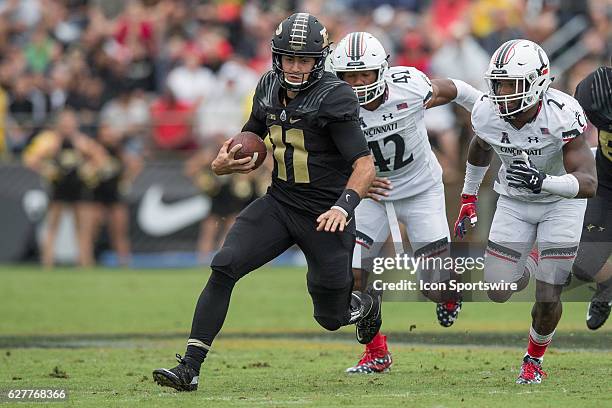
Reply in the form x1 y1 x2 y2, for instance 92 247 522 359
331 32 482 374
453 39 597 384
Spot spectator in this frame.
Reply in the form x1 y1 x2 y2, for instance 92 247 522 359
197 59 258 142
100 85 149 154
478 7 525 55
8 75 36 144
24 26 60 74
150 86 196 151
429 21 490 90
66 76 106 137
166 46 215 105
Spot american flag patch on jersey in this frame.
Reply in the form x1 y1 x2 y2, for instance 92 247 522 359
396 102 409 110
540 127 550 134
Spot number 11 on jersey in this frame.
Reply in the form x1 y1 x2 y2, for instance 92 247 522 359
269 125 310 183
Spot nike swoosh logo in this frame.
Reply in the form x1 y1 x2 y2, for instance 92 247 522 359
586 303 592 321
289 118 301 124
138 185 210 236
517 62 527 66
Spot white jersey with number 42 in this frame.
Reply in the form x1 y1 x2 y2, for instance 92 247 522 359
360 66 442 200
472 88 588 203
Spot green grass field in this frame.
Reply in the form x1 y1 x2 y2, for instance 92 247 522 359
0 266 610 407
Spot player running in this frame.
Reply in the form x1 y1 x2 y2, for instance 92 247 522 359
453 39 597 384
331 32 482 374
573 64 612 330
153 13 379 391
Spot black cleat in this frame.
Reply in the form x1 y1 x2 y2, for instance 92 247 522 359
587 298 611 330
355 286 382 345
153 354 199 392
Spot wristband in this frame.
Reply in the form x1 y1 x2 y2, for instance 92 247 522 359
333 189 361 219
541 173 580 198
462 162 489 196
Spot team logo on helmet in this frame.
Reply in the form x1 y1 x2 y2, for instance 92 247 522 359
320 27 329 48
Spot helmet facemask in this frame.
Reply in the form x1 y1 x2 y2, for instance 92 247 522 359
271 47 329 92
335 61 388 105
486 71 543 117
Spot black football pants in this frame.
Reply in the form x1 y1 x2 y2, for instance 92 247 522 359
188 194 355 346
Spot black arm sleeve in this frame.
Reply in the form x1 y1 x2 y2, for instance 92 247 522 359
319 84 369 164
327 119 370 165
241 110 268 138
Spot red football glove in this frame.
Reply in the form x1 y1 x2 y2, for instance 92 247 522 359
453 194 478 239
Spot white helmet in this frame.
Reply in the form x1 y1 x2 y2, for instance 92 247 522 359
485 39 553 117
331 32 389 105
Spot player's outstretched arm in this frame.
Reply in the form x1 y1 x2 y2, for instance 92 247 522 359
454 136 493 238
317 155 375 233
427 79 482 112
211 138 256 175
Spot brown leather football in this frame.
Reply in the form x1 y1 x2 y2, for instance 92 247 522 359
229 131 267 169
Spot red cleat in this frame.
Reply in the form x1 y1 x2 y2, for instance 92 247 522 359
516 355 547 384
346 334 392 374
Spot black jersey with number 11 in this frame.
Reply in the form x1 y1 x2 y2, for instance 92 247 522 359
243 70 369 216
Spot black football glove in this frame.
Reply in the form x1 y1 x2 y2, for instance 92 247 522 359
506 154 546 194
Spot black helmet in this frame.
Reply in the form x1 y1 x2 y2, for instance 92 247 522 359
271 13 330 92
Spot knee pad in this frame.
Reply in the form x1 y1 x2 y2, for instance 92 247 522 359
211 247 237 277
309 282 353 331
208 268 239 290
313 315 342 331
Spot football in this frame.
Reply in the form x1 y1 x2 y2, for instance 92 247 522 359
229 131 267 169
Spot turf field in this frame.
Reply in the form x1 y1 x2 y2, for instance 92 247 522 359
0 266 610 407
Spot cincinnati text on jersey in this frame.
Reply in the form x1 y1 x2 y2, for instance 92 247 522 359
363 122 399 137
499 147 543 156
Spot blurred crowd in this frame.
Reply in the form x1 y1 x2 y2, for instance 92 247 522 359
0 0 609 264
1 0 610 157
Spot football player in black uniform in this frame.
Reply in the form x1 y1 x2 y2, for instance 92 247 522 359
153 13 377 391
574 65 612 330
